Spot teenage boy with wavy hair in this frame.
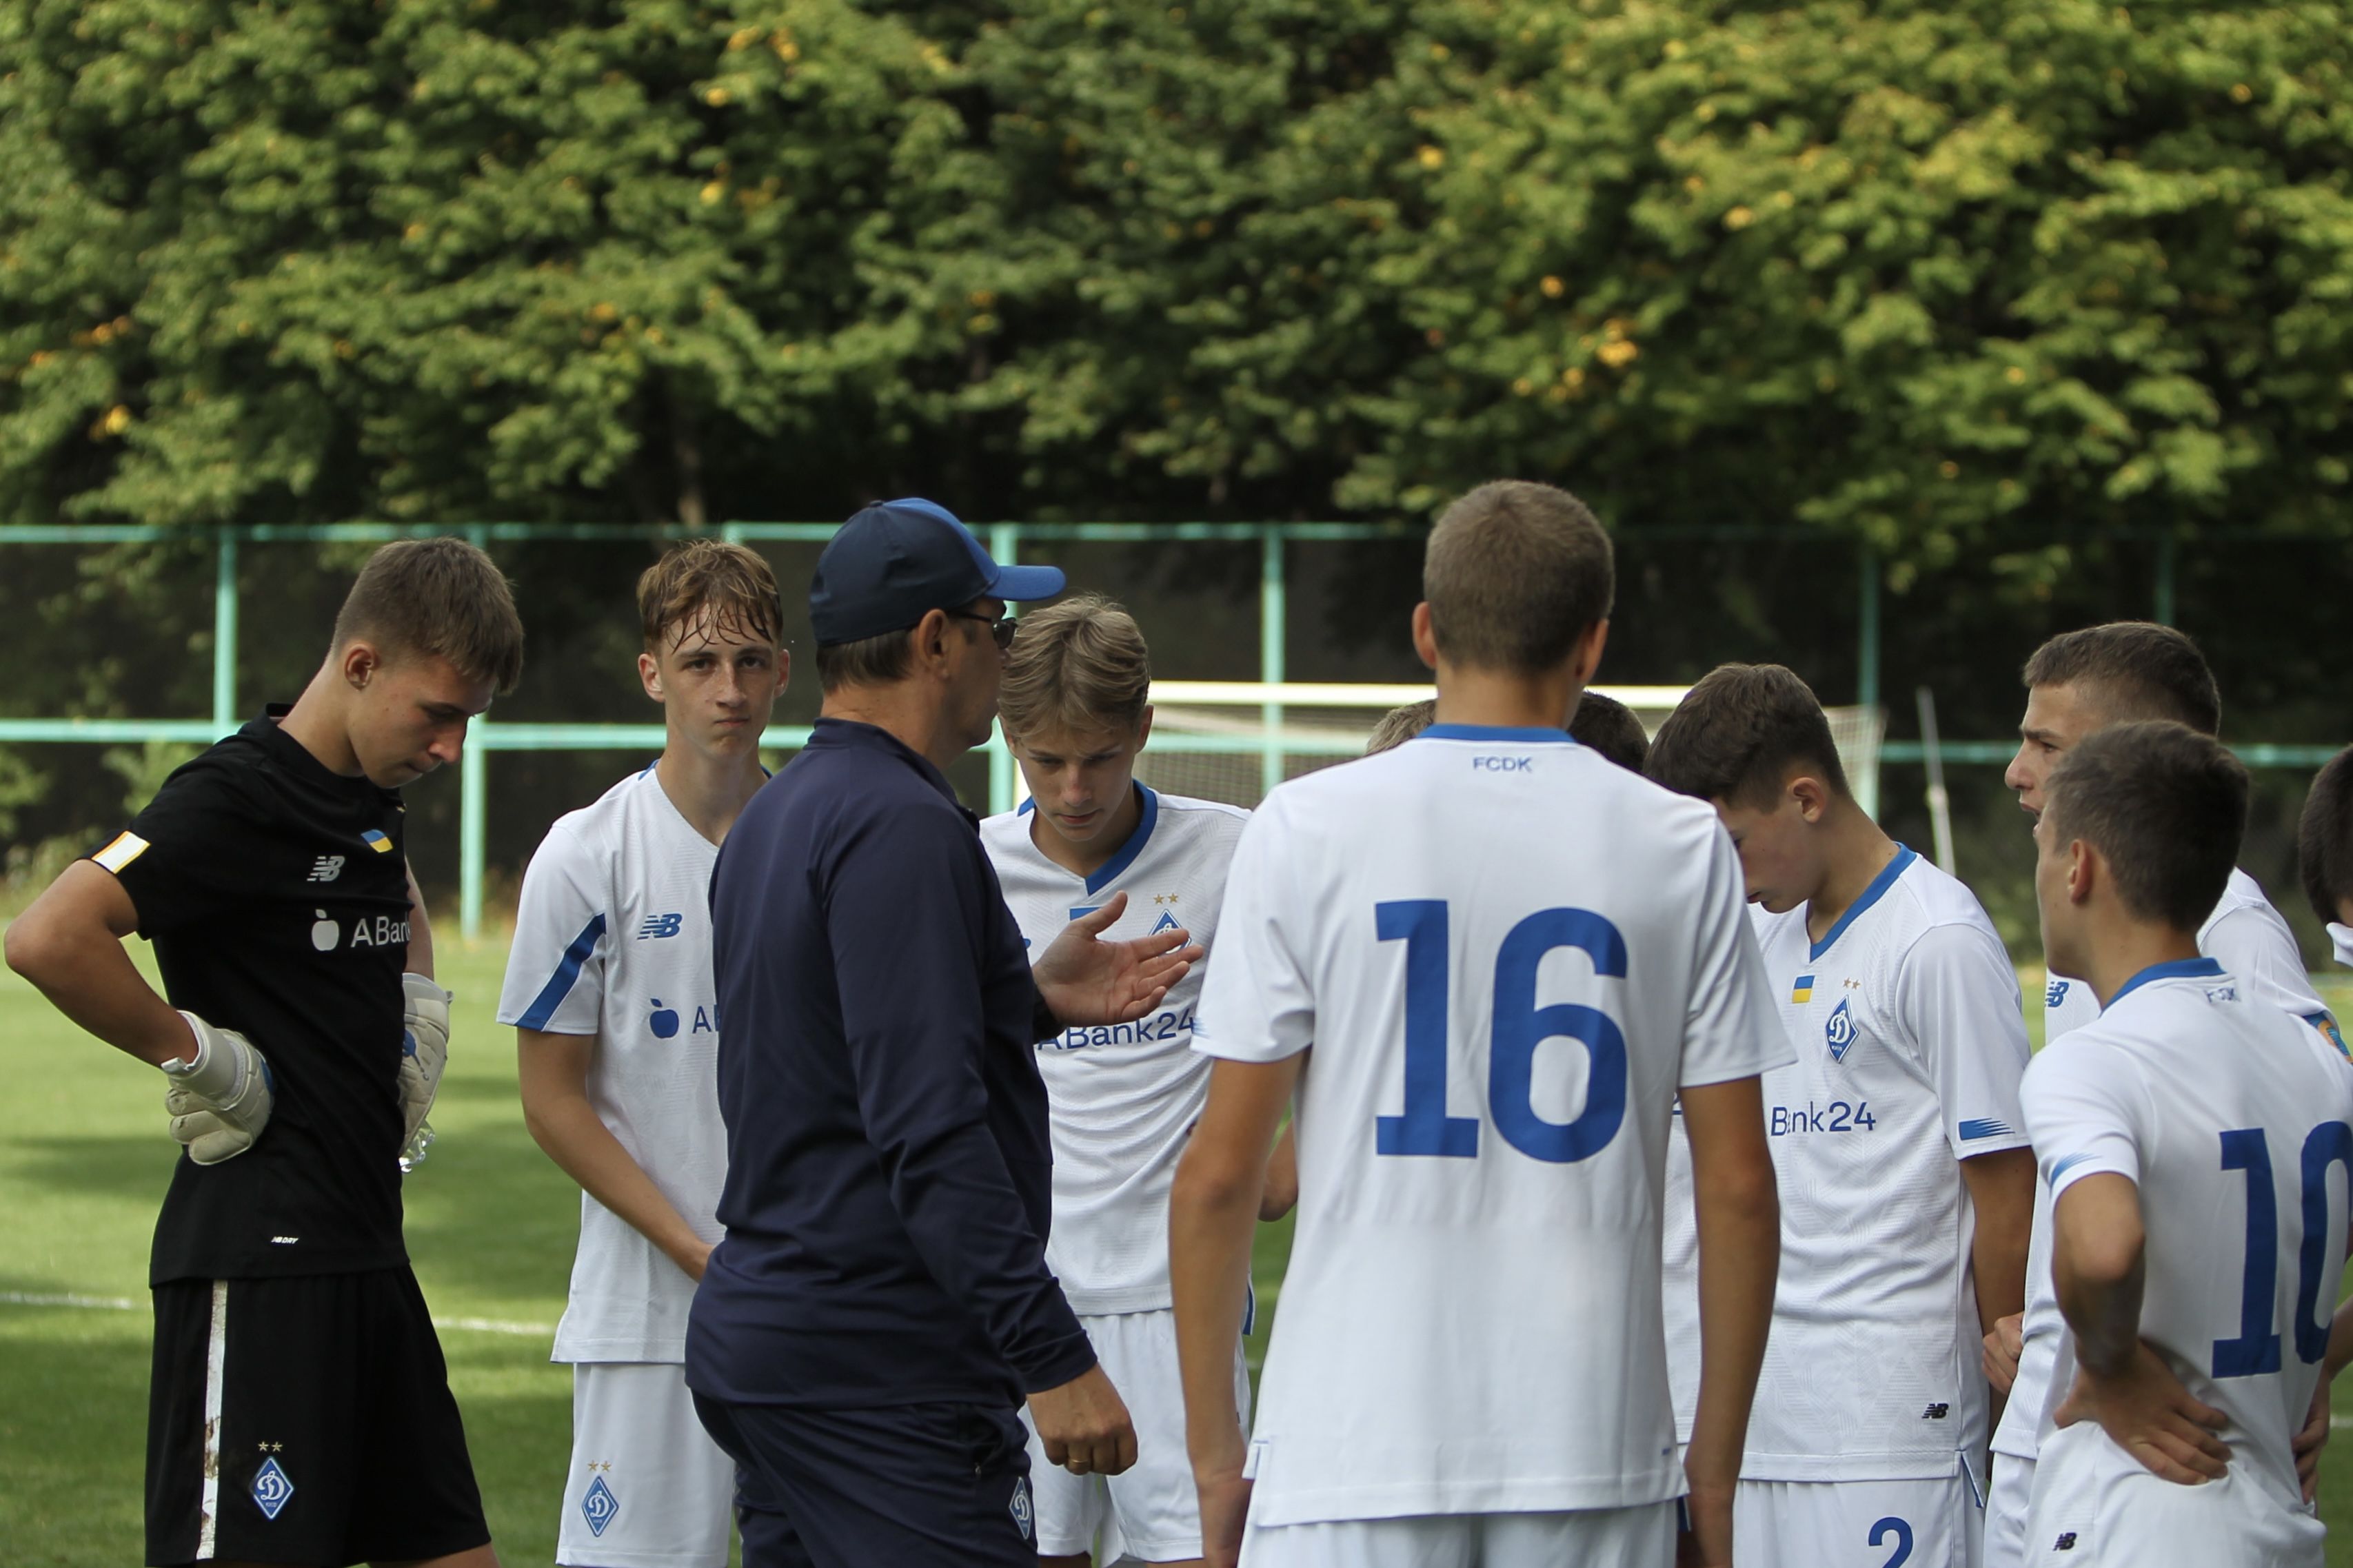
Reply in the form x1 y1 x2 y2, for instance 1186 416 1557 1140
500 540 789 1568
982 593 1293 1568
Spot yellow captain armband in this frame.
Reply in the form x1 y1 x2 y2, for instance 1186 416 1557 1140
92 831 150 875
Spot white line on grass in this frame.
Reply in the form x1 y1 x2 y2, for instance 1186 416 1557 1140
1 1289 553 1337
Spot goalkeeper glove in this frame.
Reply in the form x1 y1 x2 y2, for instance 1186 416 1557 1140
396 972 450 1146
162 1013 275 1165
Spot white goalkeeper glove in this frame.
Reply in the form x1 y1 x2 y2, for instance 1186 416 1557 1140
162 1013 275 1165
396 972 450 1146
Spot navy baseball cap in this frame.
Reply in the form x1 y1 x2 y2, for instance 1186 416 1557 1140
808 498 1066 646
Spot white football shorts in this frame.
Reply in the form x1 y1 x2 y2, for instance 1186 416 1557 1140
558 1361 734 1568
1239 1501 1675 1568
1021 1307 1250 1562
1982 1452 2034 1568
2023 1421 2323 1568
1735 1474 1982 1568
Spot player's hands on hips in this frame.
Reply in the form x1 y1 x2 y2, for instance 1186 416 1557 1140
161 1012 274 1165
1031 891 1204 1028
2055 1338 2230 1485
395 972 451 1143
2295 1370 2332 1503
1026 1363 1137 1478
1193 1461 1251 1568
1983 1310 2024 1394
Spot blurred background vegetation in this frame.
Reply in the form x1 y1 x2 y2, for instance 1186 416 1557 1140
1 0 2348 955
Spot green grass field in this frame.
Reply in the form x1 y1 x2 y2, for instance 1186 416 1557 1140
1 936 2347 1565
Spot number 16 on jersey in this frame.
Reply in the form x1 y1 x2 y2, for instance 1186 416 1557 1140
1376 899 1628 1165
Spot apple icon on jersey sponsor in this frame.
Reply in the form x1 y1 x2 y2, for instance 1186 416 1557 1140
649 999 679 1039
311 909 339 951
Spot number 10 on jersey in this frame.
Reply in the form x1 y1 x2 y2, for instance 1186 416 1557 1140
1375 899 1628 1165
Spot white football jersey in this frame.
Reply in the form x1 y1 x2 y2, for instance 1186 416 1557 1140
2020 959 2353 1538
1670 848 2031 1480
1997 866 2339 1461
981 787 1249 1313
496 765 728 1363
1194 723 1790 1526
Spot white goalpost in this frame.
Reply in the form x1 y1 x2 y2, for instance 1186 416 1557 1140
1124 681 1888 813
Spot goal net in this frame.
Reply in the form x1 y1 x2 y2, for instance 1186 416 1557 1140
1133 682 1886 816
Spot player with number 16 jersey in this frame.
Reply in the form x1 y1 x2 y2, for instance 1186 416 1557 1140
1174 481 1790 1568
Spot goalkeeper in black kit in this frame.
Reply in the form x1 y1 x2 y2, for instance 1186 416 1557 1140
5 539 525 1568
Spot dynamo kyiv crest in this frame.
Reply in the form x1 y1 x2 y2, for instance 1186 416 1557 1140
250 1456 295 1520
1824 997 1857 1062
1009 1476 1034 1540
581 1475 619 1538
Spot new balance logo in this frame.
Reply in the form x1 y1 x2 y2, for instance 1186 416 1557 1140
307 855 345 883
637 913 683 940
2054 1532 2077 1550
1920 1402 1950 1420
2046 979 2070 1008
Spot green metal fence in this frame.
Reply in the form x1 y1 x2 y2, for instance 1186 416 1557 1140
0 522 2334 939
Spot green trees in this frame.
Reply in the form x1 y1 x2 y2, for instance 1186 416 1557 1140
5 0 2347 553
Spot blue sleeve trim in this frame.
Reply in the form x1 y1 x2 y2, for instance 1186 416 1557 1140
2050 1151 2097 1184
516 913 609 1030
1959 1117 2018 1141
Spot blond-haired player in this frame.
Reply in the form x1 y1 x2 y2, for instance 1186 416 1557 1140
980 594 1291 1568
498 541 788 1568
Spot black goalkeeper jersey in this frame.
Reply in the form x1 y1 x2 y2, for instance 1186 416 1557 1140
92 708 414 1284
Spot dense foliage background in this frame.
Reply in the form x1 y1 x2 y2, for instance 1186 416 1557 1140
2 0 2348 944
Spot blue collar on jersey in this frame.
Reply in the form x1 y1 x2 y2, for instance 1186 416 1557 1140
1808 843 1919 962
1018 783 1162 895
1415 723 1576 744
2107 955 2223 1007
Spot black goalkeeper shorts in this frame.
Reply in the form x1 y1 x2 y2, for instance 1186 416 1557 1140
147 1267 491 1567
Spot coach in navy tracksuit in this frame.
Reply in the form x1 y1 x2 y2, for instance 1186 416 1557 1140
691 500 1201 1567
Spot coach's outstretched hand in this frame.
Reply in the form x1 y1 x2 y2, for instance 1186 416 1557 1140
2054 1338 2230 1485
1027 1363 1138 1478
1032 891 1204 1027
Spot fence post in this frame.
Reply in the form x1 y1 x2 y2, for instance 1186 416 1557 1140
1260 530 1286 797
1857 546 1881 820
213 531 239 732
991 524 1020 816
459 526 489 941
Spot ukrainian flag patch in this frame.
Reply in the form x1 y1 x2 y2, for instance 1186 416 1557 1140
361 828 394 853
1791 975 1814 1004
92 831 149 875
